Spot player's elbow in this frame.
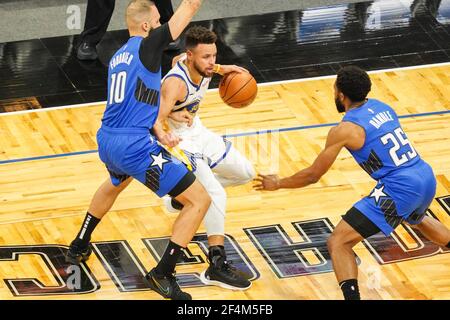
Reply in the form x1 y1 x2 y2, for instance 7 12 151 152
308 175 320 184
306 169 321 184
185 0 201 10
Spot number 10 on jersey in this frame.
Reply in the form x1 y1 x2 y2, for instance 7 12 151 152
109 71 127 104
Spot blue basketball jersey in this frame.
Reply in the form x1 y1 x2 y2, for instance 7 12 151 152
342 99 421 180
96 28 192 198
342 99 436 236
102 36 161 129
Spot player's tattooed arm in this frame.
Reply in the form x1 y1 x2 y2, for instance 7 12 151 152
254 122 355 191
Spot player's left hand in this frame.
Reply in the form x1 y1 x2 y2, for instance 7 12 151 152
221 65 249 75
253 174 281 191
158 132 182 148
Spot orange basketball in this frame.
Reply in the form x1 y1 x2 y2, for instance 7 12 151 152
219 72 258 108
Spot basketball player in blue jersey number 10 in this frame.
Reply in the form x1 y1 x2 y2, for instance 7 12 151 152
70 24 256 292
254 66 450 300
65 0 209 300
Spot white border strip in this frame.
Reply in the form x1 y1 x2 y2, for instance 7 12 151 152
1 61 449 117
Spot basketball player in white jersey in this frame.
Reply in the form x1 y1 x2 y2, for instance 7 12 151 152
159 25 256 290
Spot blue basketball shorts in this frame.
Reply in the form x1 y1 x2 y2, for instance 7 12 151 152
347 160 436 236
97 126 195 197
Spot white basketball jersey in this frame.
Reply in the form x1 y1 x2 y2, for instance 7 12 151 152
162 59 211 135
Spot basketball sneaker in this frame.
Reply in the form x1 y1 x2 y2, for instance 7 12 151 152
65 242 92 265
144 268 191 300
200 246 251 290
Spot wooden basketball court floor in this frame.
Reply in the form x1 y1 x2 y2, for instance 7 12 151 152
0 63 449 300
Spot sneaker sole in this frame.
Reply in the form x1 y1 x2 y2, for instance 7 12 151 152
144 275 192 300
65 249 92 265
199 270 252 291
143 275 172 300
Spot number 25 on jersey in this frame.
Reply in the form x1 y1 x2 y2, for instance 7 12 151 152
381 127 417 166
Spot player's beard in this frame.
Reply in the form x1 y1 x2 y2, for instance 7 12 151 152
194 61 213 78
335 97 346 113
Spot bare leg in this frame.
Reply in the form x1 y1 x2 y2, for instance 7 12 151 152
327 220 364 282
88 177 133 219
171 180 211 247
327 220 364 299
410 215 450 247
66 177 133 264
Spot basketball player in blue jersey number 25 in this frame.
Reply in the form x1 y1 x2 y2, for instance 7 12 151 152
254 66 450 300
65 0 210 300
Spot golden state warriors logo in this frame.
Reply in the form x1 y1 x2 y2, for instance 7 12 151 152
185 99 200 115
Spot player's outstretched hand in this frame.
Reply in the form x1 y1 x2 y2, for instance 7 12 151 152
169 109 194 126
159 132 182 148
220 65 249 75
253 173 280 191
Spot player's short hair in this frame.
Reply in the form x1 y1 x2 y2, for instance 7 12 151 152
127 0 155 10
336 66 372 102
185 26 217 49
126 0 155 27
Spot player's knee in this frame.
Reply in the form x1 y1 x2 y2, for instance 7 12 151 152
189 185 211 213
177 180 211 213
199 191 212 212
191 192 211 213
327 233 352 253
327 235 339 254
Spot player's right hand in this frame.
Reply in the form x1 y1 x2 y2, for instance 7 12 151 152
158 132 182 148
220 65 249 75
169 109 194 126
253 174 280 191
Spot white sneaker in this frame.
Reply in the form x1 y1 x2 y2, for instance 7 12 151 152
163 196 180 213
